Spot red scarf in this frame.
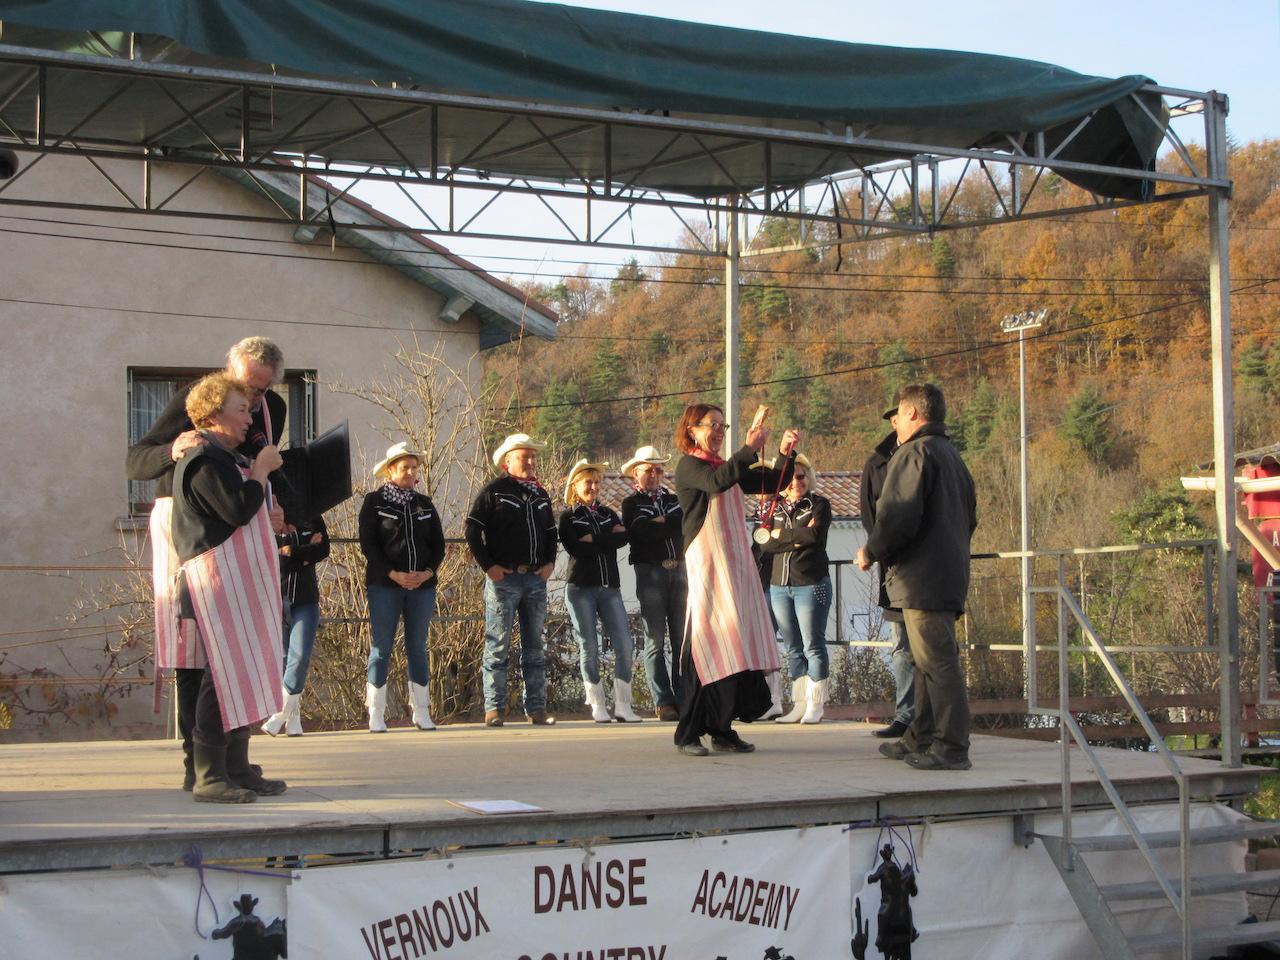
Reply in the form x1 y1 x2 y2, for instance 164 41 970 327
690 447 726 468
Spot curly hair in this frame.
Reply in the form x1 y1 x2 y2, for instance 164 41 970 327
185 372 246 427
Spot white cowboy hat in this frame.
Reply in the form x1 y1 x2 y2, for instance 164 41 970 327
563 459 609 506
491 432 548 468
372 441 426 478
619 445 672 477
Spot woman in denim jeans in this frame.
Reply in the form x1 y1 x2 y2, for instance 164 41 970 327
261 513 329 737
760 454 832 724
358 442 445 732
559 459 641 723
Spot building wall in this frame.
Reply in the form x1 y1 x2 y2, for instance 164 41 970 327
0 156 489 738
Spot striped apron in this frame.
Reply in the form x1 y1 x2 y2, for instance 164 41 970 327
179 485 283 732
149 497 204 671
683 484 781 685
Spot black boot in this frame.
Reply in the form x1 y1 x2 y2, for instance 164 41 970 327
227 730 287 796
182 738 195 792
192 741 256 804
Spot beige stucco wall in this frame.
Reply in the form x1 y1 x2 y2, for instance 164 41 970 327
0 156 494 738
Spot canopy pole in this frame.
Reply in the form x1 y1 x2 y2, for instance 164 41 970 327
1206 91 1239 767
724 197 741 451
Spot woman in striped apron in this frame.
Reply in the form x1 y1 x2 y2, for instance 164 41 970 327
672 403 800 756
171 373 287 803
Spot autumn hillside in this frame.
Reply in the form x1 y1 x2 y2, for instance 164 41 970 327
485 140 1279 560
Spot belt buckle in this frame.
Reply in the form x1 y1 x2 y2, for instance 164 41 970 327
661 559 679 571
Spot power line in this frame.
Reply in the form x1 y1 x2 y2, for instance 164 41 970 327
508 281 1274 411
2 223 1276 300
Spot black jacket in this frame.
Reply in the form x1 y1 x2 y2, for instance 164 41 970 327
559 503 628 588
464 475 557 571
862 422 977 614
359 488 446 588
279 515 330 606
127 382 286 500
620 487 683 565
171 441 265 563
760 493 832 586
860 431 903 621
674 446 795 551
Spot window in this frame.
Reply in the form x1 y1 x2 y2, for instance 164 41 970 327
126 367 317 515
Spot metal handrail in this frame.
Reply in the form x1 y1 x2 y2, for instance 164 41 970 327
1033 555 1192 958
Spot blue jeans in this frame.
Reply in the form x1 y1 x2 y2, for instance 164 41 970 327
366 582 436 687
769 577 832 682
888 618 916 725
634 563 686 707
482 572 548 713
566 584 634 685
282 601 320 695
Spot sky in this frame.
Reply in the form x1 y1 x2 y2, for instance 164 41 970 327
355 0 1280 276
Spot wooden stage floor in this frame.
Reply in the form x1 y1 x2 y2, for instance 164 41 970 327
0 720 1263 872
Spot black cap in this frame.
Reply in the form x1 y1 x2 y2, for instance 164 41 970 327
881 407 898 421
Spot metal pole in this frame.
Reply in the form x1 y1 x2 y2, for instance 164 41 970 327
1019 328 1034 705
1206 92 1240 767
724 197 741 451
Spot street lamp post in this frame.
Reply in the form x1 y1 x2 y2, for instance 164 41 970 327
1000 309 1047 701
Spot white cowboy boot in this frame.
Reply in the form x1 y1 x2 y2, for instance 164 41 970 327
802 677 828 724
759 671 784 719
366 682 388 733
409 681 436 731
261 686 296 737
584 681 611 723
775 676 810 724
612 678 643 723
285 693 304 737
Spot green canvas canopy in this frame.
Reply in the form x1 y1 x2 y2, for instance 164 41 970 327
0 0 1166 198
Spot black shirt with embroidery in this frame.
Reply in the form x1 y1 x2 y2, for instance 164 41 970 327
278 515 331 605
358 487 445 588
759 493 833 586
559 503 628 587
464 474 558 571
620 486 684 565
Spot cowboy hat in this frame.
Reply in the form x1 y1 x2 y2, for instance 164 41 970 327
792 452 819 490
491 432 547 468
619 444 672 477
372 441 425 479
882 406 898 420
563 458 609 506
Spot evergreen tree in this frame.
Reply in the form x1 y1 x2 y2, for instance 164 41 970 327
877 340 922 404
610 257 647 296
585 339 627 445
1239 338 1272 397
766 348 804 430
535 377 588 454
931 237 956 277
965 378 998 453
805 376 835 437
1061 383 1114 463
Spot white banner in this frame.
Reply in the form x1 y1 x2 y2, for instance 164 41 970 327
288 824 850 960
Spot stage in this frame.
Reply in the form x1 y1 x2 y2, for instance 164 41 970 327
0 720 1262 874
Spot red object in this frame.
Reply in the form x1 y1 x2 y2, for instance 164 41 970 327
1244 464 1280 587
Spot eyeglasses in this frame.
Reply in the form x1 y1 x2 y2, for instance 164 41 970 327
694 421 729 432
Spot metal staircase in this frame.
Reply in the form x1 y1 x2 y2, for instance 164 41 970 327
1018 550 1280 959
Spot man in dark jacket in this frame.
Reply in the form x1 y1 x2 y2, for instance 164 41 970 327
858 383 977 770
465 433 558 727
860 407 914 739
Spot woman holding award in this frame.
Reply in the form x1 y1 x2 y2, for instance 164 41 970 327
671 403 799 756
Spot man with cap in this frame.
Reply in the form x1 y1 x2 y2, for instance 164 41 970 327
858 382 977 771
861 404 915 739
620 445 686 722
465 433 558 726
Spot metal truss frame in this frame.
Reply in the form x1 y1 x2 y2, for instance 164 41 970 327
0 44 1227 256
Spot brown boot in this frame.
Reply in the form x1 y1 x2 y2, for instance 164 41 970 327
227 731 287 796
484 710 504 727
656 704 680 722
527 710 556 725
